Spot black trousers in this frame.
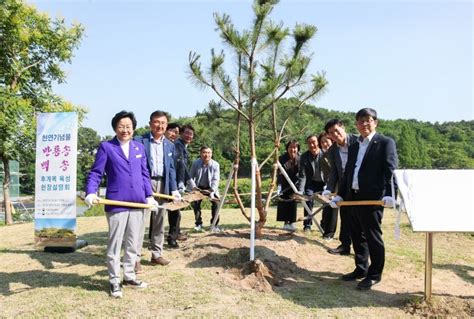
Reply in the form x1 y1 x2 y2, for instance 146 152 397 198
167 209 181 241
276 200 297 223
320 206 337 237
350 193 385 279
193 199 219 226
338 206 352 248
303 181 325 228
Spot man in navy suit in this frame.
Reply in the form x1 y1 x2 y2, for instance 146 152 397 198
134 110 180 267
330 108 398 290
85 111 156 298
167 124 196 247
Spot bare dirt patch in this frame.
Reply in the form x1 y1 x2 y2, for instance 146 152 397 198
170 220 473 317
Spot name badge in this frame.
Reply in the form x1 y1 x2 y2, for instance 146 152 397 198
136 154 142 158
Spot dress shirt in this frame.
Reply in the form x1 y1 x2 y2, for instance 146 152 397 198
150 133 164 177
352 131 376 190
198 164 210 188
338 139 349 174
119 139 130 159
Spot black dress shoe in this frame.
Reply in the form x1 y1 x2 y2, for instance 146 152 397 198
341 270 367 281
327 245 350 255
167 239 179 248
357 277 381 290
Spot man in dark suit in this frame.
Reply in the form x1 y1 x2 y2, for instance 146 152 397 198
330 108 398 290
168 124 196 247
318 132 337 240
298 134 325 232
134 110 180 267
322 119 359 255
164 122 180 142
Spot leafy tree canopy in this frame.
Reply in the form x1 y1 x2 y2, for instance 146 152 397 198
1 0 85 224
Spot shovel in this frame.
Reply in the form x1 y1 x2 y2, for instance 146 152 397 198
91 197 190 211
337 200 384 207
153 190 207 210
296 197 385 222
192 187 222 203
92 198 162 210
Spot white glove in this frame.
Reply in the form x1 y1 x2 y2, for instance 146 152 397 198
185 183 194 192
321 190 332 197
171 190 182 203
382 196 396 208
85 193 99 208
177 182 185 194
329 195 343 208
276 185 282 196
187 179 196 190
210 191 219 200
146 196 159 211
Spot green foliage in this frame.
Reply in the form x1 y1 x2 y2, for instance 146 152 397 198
1 0 85 203
12 206 33 222
77 127 101 191
83 204 105 217
189 0 328 166
35 228 75 238
163 98 473 175
0 0 84 91
134 126 149 137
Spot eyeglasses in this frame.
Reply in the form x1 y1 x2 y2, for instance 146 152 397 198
356 118 375 125
117 125 133 131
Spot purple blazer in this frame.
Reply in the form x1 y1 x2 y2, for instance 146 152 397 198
86 137 153 213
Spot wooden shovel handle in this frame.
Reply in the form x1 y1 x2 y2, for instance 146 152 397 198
153 192 176 200
94 198 154 209
338 200 384 207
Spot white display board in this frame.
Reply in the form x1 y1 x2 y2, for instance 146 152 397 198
394 169 474 232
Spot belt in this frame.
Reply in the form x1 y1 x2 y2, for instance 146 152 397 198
151 176 163 181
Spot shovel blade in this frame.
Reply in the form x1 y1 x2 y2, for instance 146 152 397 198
164 200 190 211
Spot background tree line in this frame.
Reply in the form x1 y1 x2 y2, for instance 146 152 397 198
179 98 474 175
16 97 473 195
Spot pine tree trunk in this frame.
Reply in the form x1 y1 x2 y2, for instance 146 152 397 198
2 157 13 225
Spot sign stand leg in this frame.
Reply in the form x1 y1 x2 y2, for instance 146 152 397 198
424 232 433 301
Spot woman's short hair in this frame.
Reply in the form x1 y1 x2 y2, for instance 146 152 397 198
111 110 137 130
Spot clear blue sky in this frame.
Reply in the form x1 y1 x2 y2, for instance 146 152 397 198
31 0 472 137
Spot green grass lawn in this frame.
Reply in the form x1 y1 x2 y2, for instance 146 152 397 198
0 206 472 317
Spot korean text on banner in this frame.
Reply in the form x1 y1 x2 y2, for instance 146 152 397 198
34 112 78 248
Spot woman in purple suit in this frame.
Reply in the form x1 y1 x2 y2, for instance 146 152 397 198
85 111 158 298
